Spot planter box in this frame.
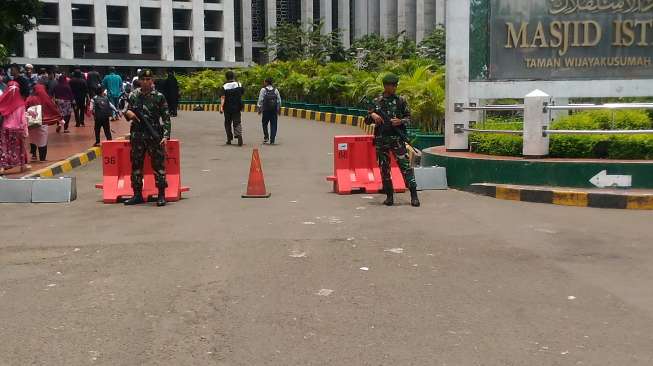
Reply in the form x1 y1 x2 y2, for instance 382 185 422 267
334 107 349 115
412 134 445 150
319 105 335 113
305 103 319 111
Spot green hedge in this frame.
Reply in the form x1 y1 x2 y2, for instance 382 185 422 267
177 59 445 133
470 110 653 160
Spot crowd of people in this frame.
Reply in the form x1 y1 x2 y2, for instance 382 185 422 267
0 64 180 175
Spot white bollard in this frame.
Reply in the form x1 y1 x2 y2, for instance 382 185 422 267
523 90 552 158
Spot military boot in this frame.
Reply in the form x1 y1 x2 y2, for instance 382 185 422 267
156 187 166 207
409 186 421 207
382 180 394 206
237 136 243 146
124 189 145 205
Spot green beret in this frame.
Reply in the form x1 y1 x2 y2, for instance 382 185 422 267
382 73 399 85
138 69 154 78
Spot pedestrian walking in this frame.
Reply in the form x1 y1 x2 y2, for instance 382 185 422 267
25 84 63 162
0 81 30 175
53 74 74 133
123 69 171 207
220 70 245 146
9 64 30 98
24 64 37 94
163 69 180 117
102 67 122 120
365 73 420 207
91 87 115 146
257 78 282 145
69 69 89 127
86 66 102 99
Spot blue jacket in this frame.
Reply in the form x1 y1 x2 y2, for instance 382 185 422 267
102 73 123 98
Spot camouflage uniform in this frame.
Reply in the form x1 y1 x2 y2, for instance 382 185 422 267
128 87 171 192
365 94 417 190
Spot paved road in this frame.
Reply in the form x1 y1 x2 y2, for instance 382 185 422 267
1 112 652 366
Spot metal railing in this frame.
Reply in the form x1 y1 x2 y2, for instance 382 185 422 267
545 129 653 135
545 103 653 111
454 96 653 157
457 104 525 112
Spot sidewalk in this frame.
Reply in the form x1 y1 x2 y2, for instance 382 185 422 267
4 118 131 178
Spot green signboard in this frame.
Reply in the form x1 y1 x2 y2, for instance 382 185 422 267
474 0 653 81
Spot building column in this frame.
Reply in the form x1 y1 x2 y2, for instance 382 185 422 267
353 0 368 40
404 0 416 40
397 0 407 37
128 0 142 54
301 0 314 27
436 0 445 26
94 0 108 53
367 0 380 35
320 0 332 34
222 0 236 62
337 0 350 48
191 0 205 61
23 30 38 58
241 0 253 63
445 0 471 151
59 0 74 59
265 0 276 60
416 0 436 43
160 0 175 61
380 0 397 38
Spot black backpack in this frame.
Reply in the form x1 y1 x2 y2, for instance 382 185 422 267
94 96 112 120
262 87 278 112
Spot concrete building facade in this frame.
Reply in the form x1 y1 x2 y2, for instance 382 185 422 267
10 0 445 68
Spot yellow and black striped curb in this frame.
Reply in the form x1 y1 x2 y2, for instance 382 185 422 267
25 146 102 178
466 183 653 210
178 104 376 134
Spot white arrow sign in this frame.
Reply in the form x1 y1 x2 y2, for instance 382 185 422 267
589 170 632 188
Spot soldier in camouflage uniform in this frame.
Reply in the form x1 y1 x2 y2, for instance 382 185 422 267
365 73 420 207
123 69 171 207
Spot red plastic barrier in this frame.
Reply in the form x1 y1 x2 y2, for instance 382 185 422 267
326 135 407 195
95 139 190 203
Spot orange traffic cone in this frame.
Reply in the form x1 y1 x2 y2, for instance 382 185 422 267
242 148 271 198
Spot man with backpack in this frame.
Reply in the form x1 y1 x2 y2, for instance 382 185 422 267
86 66 102 99
220 70 245 146
257 78 282 145
91 87 115 146
102 67 123 121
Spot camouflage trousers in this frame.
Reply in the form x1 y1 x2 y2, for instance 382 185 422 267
375 136 416 190
130 138 167 191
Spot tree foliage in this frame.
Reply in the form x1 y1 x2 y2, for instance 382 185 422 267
265 21 347 63
179 58 446 132
0 0 41 61
417 25 446 64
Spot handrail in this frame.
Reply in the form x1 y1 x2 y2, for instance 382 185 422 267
546 129 653 135
460 105 525 111
462 128 523 135
546 103 653 111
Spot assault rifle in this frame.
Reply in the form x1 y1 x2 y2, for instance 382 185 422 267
360 96 422 157
130 96 162 142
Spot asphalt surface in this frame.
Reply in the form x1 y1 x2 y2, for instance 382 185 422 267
1 111 652 366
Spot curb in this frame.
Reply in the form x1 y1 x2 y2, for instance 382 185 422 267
24 146 102 178
466 183 653 210
179 104 376 135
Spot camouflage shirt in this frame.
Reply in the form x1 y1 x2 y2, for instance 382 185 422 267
128 88 171 139
364 94 412 137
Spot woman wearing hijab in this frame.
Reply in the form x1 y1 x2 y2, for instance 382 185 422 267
26 84 62 161
0 81 29 174
53 74 74 133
